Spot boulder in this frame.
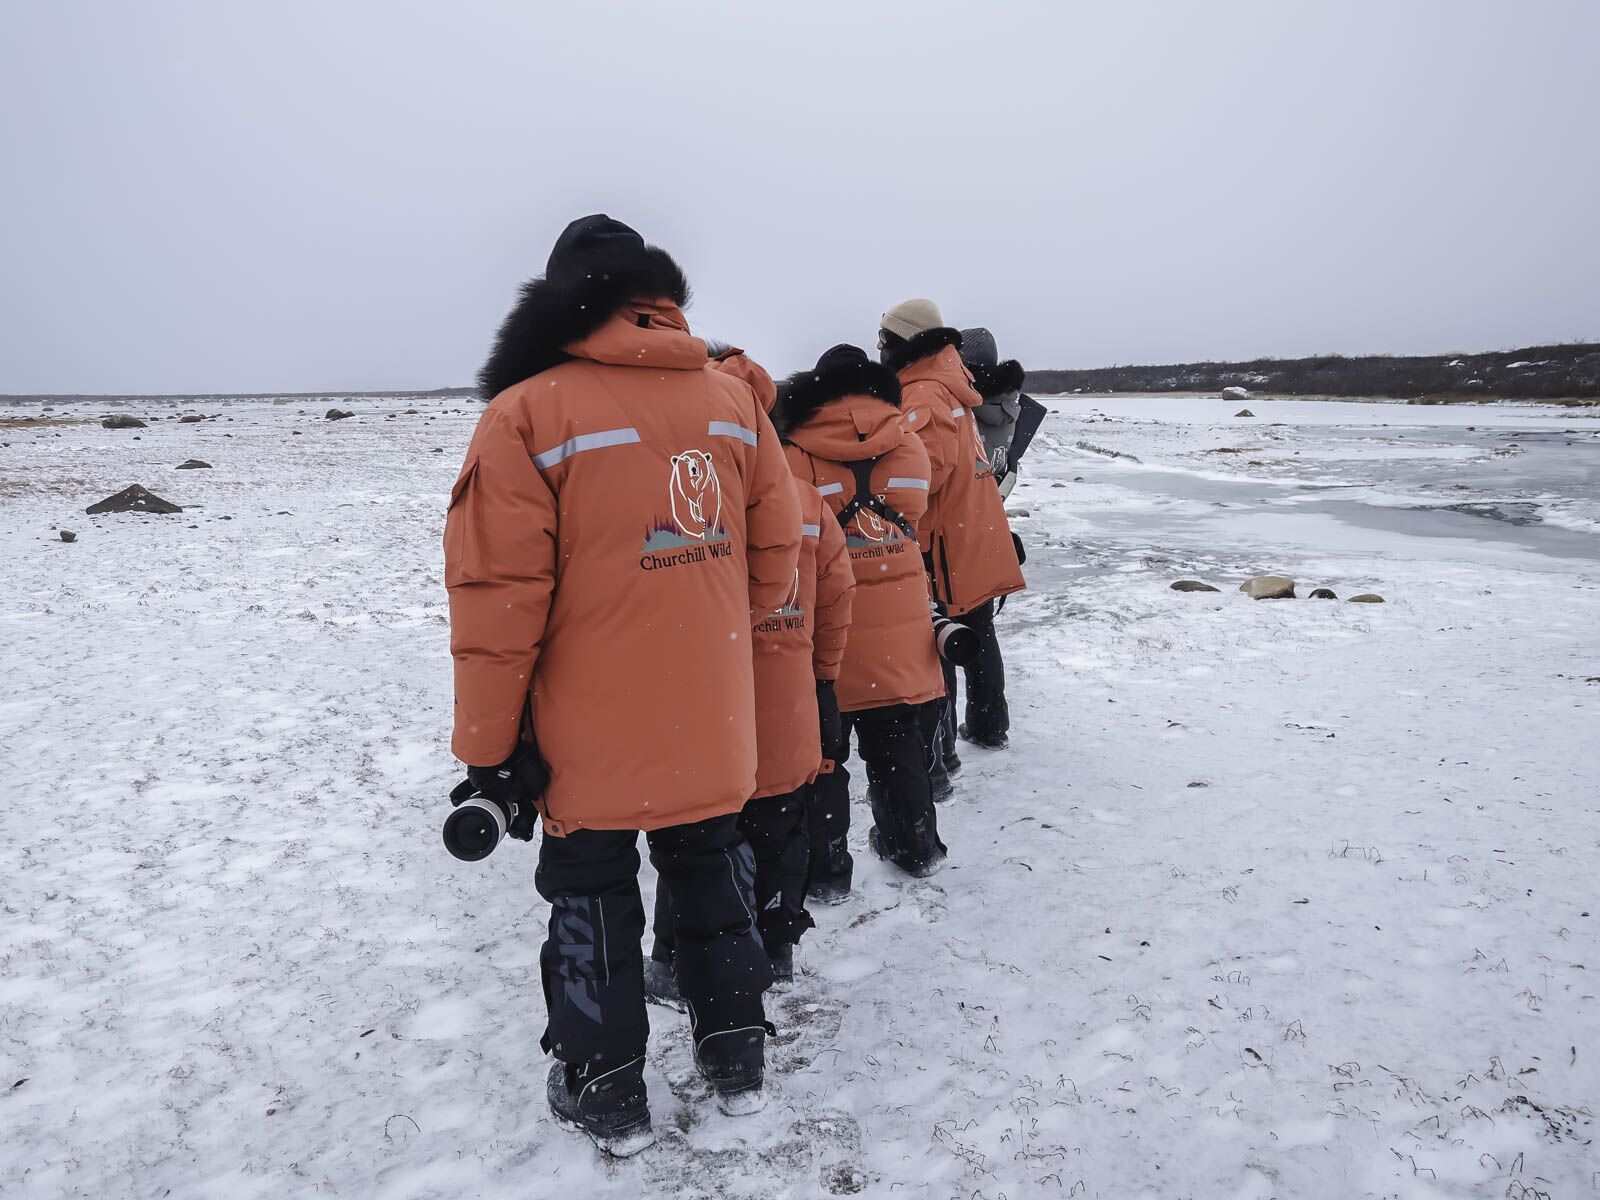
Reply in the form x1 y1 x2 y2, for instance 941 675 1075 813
1240 575 1295 600
179 414 205 423
1221 386 1250 401
325 408 355 421
1234 409 1256 418
85 485 183 515
175 459 212 470
1348 593 1385 604
1170 579 1220 593
59 530 77 543
1308 587 1337 600
102 415 147 429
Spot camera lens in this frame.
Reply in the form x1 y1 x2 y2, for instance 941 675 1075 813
443 798 507 862
934 618 980 667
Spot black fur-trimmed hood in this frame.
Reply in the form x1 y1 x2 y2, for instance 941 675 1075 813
969 358 1025 399
881 326 963 373
775 358 901 438
476 238 690 400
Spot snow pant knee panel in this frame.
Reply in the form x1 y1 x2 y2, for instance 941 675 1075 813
534 829 648 1067
738 788 815 947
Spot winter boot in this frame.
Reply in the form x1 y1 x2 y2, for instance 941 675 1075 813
959 723 1009 751
868 826 946 880
807 876 852 906
768 942 794 987
643 956 685 1012
693 1027 767 1116
546 1056 654 1157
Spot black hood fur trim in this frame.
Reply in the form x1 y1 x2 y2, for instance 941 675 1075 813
881 326 963 372
476 244 690 400
969 358 1025 399
775 360 902 437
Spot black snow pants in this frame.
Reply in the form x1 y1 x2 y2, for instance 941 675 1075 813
938 599 1009 745
652 788 814 960
536 813 771 1067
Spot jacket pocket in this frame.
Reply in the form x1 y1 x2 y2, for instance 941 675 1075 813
443 456 480 585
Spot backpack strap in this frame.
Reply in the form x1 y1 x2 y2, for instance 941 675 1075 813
834 456 918 541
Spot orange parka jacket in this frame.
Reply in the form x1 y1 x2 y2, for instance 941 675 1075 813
895 329 1025 616
710 350 855 799
446 303 802 834
777 350 944 714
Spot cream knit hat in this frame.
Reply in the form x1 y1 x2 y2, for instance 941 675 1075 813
880 297 943 341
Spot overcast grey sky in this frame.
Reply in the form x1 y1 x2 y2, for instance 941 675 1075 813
2 0 1596 394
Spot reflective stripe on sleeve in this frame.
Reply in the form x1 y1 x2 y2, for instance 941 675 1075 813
886 476 928 490
801 523 821 537
816 482 845 496
708 420 759 446
532 427 642 468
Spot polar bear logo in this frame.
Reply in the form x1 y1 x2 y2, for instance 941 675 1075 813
669 450 723 540
852 505 891 543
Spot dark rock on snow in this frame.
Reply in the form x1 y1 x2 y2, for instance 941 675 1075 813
102 415 147 429
325 408 355 420
59 530 77 543
1170 579 1221 593
1308 587 1338 600
1234 409 1256 418
179 414 205 423
1348 593 1385 603
85 485 183 515
175 459 212 470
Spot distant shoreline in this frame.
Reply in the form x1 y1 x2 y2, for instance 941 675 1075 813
5 341 1598 406
1026 342 1599 402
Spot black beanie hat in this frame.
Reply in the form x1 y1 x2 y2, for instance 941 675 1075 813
546 214 647 280
815 343 871 374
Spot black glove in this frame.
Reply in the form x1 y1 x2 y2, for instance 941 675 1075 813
816 679 845 762
1011 530 1026 566
463 741 549 840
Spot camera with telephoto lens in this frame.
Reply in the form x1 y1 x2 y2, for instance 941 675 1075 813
443 778 523 862
933 615 980 667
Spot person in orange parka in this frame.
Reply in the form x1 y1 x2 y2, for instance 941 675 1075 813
878 298 1025 797
446 215 801 1153
777 344 948 881
645 348 855 995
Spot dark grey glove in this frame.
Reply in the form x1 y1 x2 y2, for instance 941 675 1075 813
816 679 845 763
464 741 548 840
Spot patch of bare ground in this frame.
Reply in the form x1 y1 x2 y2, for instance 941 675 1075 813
0 416 95 429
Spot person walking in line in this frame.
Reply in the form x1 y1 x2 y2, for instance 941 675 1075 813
446 216 801 1155
877 300 1025 779
778 344 947 880
961 327 1024 489
950 326 1027 748
645 347 855 1003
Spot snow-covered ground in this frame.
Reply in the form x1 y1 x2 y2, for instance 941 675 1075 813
2 395 1597 1199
